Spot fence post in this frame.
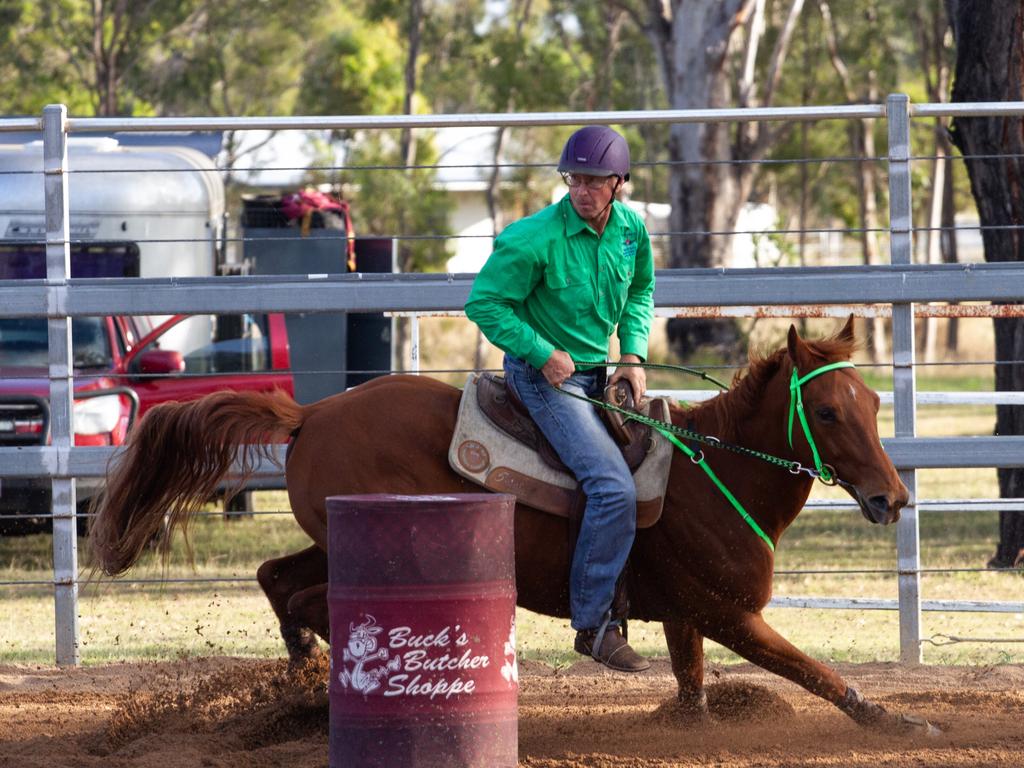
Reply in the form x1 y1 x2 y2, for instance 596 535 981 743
887 93 923 664
43 104 80 667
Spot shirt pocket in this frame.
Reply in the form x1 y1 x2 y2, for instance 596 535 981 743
613 255 635 283
543 263 589 314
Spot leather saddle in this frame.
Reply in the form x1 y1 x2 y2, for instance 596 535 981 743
449 373 674 528
475 372 663 474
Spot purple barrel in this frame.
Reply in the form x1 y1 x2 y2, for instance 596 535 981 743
327 493 518 768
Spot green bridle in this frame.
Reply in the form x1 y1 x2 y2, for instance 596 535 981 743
555 358 860 553
786 361 857 485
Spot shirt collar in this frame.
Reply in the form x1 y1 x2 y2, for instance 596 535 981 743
560 194 622 237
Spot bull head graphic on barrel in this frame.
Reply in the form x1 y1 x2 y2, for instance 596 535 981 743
338 615 401 695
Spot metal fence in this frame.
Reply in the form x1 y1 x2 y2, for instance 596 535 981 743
2 96 1024 666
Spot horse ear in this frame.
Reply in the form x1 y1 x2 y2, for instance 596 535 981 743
837 314 856 344
787 324 804 364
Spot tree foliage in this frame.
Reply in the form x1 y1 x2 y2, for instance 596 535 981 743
296 14 405 118
140 0 316 117
19 0 201 116
0 0 971 273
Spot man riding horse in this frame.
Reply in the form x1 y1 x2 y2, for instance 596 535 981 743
465 125 656 672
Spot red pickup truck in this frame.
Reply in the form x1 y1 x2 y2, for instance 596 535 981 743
0 310 294 534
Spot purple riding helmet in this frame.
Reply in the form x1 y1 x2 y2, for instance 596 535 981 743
557 126 630 182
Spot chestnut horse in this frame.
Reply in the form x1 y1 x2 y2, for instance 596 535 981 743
90 318 935 733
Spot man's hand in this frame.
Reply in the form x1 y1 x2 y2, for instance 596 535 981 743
541 350 575 387
609 354 646 401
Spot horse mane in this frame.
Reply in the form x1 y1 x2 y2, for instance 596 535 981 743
681 330 858 440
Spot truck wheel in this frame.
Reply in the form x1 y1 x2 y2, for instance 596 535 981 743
223 491 254 521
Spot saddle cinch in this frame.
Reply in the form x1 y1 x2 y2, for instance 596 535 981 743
448 373 674 527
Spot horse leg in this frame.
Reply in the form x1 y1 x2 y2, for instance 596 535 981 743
663 620 708 720
287 582 329 642
255 544 328 664
706 610 939 734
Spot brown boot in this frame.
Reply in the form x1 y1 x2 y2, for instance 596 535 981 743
574 625 650 673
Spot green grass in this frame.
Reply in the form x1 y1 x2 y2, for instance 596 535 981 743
0 506 313 664
860 368 996 393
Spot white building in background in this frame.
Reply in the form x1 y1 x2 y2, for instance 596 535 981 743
622 199 787 270
435 128 500 274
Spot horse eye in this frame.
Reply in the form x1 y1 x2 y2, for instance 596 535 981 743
815 406 837 423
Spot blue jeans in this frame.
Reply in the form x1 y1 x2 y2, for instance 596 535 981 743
503 355 636 631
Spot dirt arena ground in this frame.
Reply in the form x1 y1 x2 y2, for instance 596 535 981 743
0 656 1021 767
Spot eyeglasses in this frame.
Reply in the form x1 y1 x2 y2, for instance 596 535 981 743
561 172 615 190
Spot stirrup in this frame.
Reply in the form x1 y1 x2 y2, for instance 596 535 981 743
591 609 615 663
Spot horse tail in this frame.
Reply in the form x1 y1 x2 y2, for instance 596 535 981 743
89 389 305 576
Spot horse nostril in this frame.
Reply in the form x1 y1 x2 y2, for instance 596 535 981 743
869 495 891 517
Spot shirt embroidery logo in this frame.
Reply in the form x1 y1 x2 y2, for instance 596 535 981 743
622 237 637 259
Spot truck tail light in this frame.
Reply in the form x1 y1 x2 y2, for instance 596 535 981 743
14 418 45 435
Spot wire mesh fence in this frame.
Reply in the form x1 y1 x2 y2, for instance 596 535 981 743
1 97 1023 665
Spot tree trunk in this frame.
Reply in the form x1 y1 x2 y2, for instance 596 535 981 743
644 0 748 270
92 0 119 116
393 0 423 372
916 2 955 361
922 138 945 363
858 113 888 364
818 1 888 362
947 0 1024 568
400 0 422 171
643 0 762 360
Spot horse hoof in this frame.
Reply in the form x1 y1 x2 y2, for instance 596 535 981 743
899 713 943 737
286 642 325 672
650 694 709 726
287 647 326 675
665 689 709 725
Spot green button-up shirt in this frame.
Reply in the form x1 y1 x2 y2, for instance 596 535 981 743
465 194 655 370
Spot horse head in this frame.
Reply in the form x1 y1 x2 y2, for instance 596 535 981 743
785 316 909 525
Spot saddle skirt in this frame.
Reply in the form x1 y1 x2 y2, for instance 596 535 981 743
448 373 674 528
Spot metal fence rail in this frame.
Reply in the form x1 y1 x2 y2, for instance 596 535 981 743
4 263 1024 317
1 96 1023 666
5 262 1024 317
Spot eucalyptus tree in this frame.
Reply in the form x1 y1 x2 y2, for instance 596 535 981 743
0 0 324 188
28 0 200 116
0 0 187 115
618 0 806 272
0 1 85 114
809 1 908 360
907 2 959 359
136 0 325 189
581 0 806 359
548 0 669 225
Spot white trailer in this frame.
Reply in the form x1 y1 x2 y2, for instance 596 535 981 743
0 134 225 277
0 134 226 351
